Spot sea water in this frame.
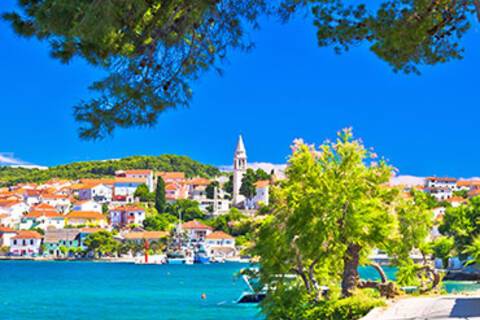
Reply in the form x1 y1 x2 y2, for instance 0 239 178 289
1 262 479 320
0 261 260 320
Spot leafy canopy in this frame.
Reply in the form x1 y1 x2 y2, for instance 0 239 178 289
253 129 434 318
4 1 480 138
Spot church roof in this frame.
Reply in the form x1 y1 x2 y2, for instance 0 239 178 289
235 135 247 157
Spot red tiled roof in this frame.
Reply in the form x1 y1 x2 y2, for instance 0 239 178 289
0 200 22 208
66 211 106 220
182 220 213 230
458 180 480 187
205 231 234 240
426 177 457 182
0 226 16 233
157 172 185 180
446 196 466 203
123 231 168 240
32 203 57 211
125 169 152 175
12 230 42 239
24 211 63 219
111 205 144 212
255 180 270 188
185 178 210 186
114 177 146 184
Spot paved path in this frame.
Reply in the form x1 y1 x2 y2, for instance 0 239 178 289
362 296 480 320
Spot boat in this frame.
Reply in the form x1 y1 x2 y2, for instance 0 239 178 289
194 245 210 264
167 257 186 264
236 274 266 304
166 251 187 264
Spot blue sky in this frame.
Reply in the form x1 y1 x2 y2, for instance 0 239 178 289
1 2 480 177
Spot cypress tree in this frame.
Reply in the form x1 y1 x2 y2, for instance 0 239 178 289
155 177 166 213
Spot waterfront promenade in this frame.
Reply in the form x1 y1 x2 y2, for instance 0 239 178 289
363 295 480 320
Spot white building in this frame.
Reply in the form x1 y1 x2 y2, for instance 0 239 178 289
113 178 145 203
246 180 270 209
40 194 71 213
425 177 458 191
0 200 29 226
425 187 453 201
0 226 17 247
72 200 102 213
116 170 154 192
205 231 236 258
181 220 213 242
232 135 247 206
20 210 65 231
78 183 113 203
9 230 43 256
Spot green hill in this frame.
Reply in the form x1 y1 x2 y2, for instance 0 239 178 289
0 155 220 187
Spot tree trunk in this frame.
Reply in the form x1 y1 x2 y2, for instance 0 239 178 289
371 262 388 283
341 243 361 297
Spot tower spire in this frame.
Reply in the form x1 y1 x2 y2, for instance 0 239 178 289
235 135 246 157
233 134 247 206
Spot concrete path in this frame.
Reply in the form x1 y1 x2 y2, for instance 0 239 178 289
362 296 480 320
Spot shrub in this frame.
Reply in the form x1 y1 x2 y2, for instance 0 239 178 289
304 290 385 320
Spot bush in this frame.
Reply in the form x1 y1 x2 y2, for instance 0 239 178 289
262 285 384 320
305 291 385 320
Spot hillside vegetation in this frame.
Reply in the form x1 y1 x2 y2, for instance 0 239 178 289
0 155 220 187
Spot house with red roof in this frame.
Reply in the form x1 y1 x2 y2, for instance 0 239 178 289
0 226 17 247
72 200 102 213
0 200 29 226
181 220 213 241
205 231 237 259
65 211 108 228
78 183 113 203
245 180 271 209
113 178 147 203
116 169 154 192
425 177 458 191
20 210 65 231
109 205 145 228
9 230 43 256
40 193 71 213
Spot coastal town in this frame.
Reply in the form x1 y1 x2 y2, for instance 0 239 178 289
0 136 273 264
0 134 479 271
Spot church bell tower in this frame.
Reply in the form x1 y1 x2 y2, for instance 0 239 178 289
233 135 247 205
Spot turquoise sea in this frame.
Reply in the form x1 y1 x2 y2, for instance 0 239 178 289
0 261 260 320
1 262 479 320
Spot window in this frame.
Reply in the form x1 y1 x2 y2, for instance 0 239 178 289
13 240 17 245
30 239 34 245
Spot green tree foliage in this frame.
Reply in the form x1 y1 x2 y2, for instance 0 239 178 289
223 175 234 197
2 1 266 139
134 184 154 202
155 177 167 213
463 235 480 265
453 189 469 199
254 168 271 181
143 213 178 231
253 129 434 319
282 0 477 74
84 231 119 257
206 181 220 199
239 168 271 204
432 236 455 269
165 199 205 221
239 168 257 202
0 154 219 187
5 2 478 137
439 196 480 259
